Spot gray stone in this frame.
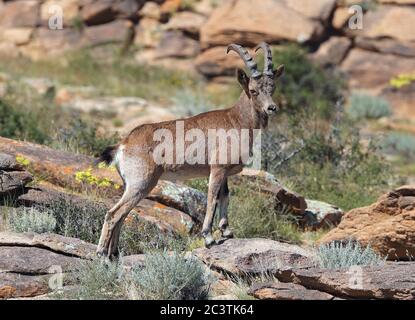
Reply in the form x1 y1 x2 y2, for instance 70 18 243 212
193 238 313 276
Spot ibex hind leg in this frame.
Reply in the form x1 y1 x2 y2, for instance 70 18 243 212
96 153 160 258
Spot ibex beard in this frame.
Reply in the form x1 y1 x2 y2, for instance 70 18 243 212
96 42 285 258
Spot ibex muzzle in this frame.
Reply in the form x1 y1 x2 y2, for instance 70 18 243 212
96 42 284 258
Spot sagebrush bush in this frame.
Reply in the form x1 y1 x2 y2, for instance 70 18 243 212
347 93 391 120
69 258 126 300
315 240 386 269
0 99 49 144
382 132 415 159
129 250 210 300
8 207 56 233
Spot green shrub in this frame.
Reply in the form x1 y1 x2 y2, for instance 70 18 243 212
272 44 344 120
129 250 210 300
347 93 391 120
382 132 415 159
69 258 126 300
52 118 119 156
228 182 302 244
0 99 49 143
315 240 386 269
8 207 56 233
47 197 106 244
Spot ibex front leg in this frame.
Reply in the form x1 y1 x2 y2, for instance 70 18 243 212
202 167 227 247
218 179 233 240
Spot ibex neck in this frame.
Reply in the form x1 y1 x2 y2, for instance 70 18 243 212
233 92 268 129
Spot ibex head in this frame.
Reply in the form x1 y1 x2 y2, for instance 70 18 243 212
227 42 284 115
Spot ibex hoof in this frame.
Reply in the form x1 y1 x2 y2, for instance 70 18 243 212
204 235 215 248
96 246 108 257
221 228 234 239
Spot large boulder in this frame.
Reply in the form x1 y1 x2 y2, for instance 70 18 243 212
193 238 313 276
361 6 415 42
195 46 248 77
311 37 352 66
0 0 40 28
154 31 200 59
82 19 134 47
40 0 81 26
281 0 336 21
164 11 206 36
340 48 415 91
200 0 324 47
355 37 415 58
320 186 415 260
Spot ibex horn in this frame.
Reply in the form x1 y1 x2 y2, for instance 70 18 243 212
227 44 261 78
255 42 274 76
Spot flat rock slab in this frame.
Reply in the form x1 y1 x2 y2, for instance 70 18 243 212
0 246 81 274
193 238 313 276
250 281 333 300
278 262 415 300
0 273 50 299
0 231 97 259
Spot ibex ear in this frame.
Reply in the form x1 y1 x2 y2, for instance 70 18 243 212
273 64 285 80
236 69 250 97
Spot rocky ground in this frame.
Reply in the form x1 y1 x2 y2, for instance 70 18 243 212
0 0 414 301
1 141 414 300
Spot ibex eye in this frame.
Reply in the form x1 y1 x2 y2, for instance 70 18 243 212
250 90 259 96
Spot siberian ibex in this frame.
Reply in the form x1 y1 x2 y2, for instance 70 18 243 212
96 42 284 257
